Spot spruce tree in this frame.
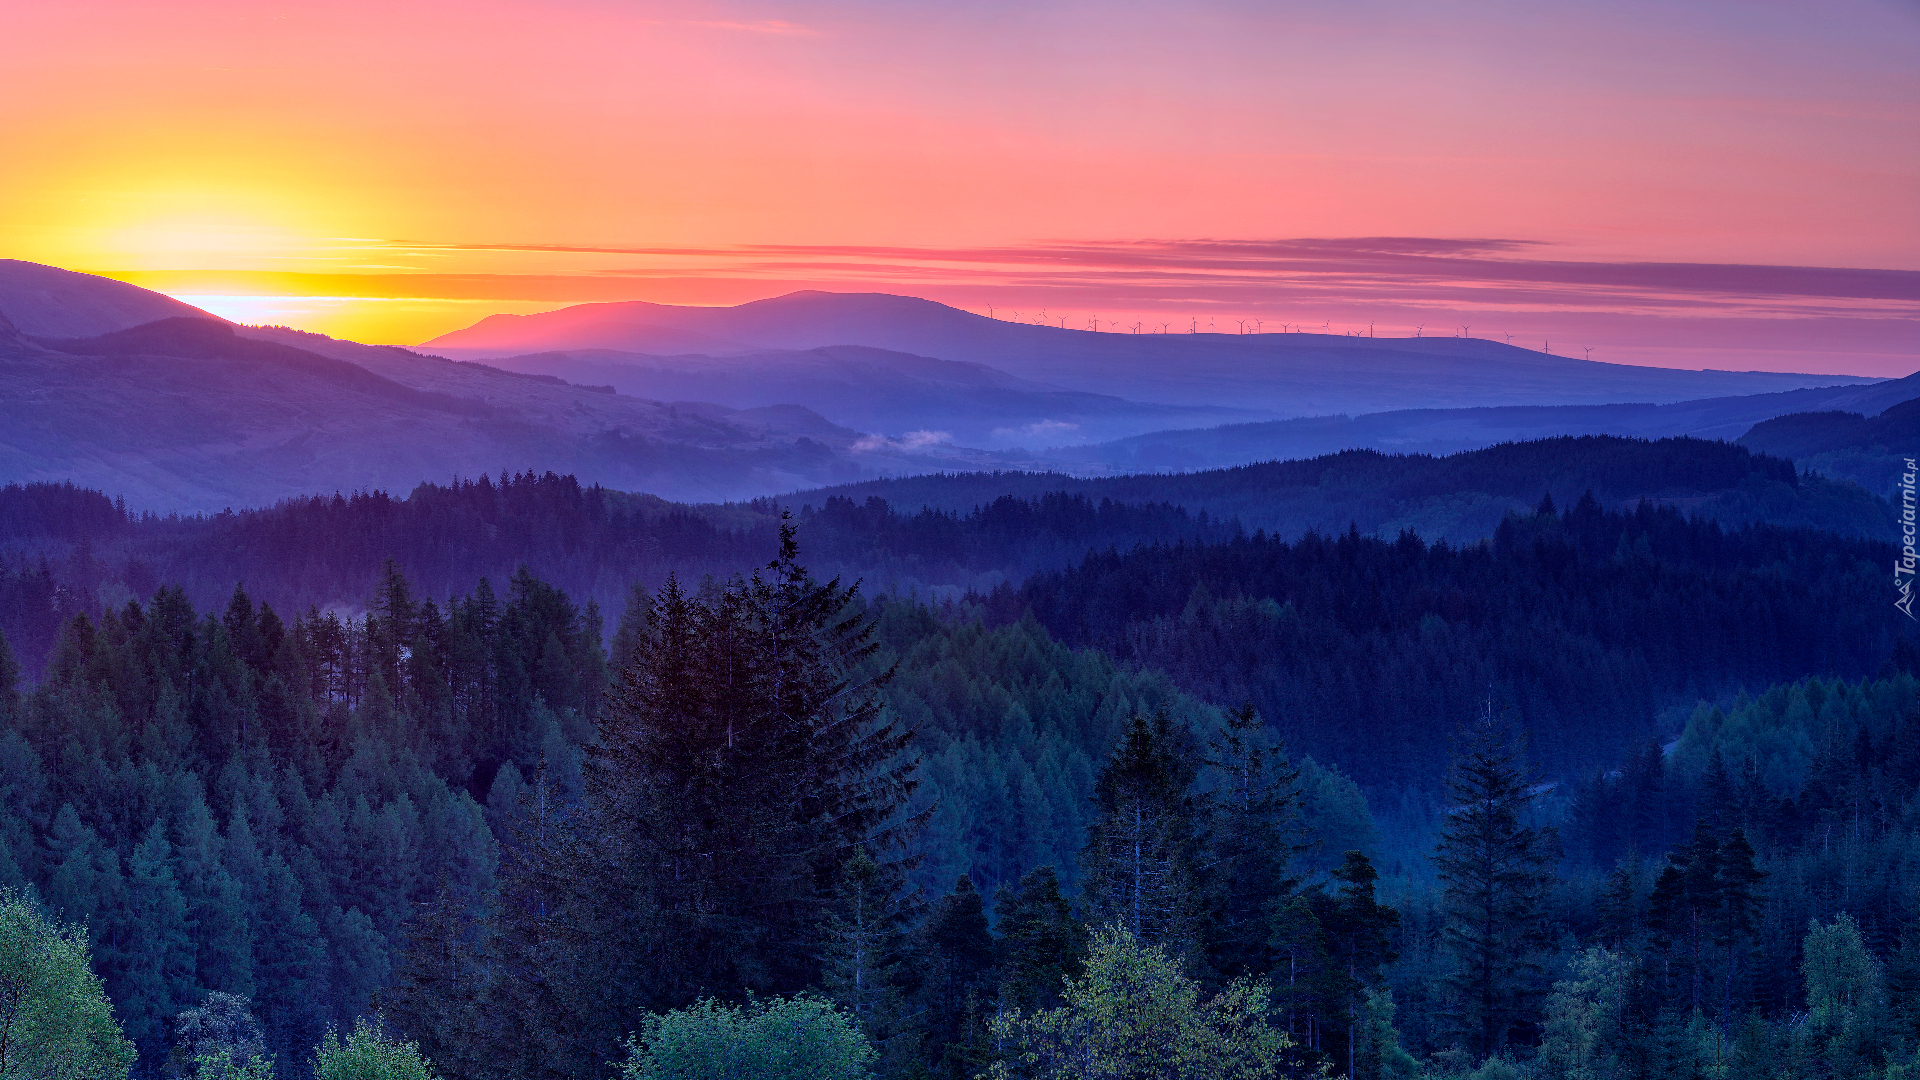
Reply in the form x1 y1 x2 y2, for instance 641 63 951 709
993 866 1084 1012
480 523 920 1074
1080 710 1204 963
1202 701 1304 981
1432 709 1560 1062
819 850 916 1074
1321 852 1400 1078
915 875 994 1079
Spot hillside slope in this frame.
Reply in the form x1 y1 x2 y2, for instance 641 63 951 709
426 290 1879 414
0 258 215 337
0 314 1009 512
479 343 1261 447
790 434 1890 542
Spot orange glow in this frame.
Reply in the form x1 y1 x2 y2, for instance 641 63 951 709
3 0 1915 363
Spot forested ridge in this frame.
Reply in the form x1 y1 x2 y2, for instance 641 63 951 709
1003 494 1898 784
2 443 1918 1080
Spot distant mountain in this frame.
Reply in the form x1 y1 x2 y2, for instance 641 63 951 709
787 434 1891 543
1043 371 1920 473
0 282 1018 512
479 344 1260 448
425 290 1880 415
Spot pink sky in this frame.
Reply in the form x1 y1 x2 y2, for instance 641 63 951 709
2 0 1915 368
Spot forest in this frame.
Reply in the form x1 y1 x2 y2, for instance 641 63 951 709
3 444 1917 1080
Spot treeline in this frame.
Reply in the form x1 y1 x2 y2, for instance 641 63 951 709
796 434 1890 541
999 494 1903 785
0 473 1227 675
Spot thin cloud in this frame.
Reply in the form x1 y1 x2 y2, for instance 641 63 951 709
682 19 818 36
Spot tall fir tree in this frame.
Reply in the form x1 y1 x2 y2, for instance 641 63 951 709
1080 710 1204 964
1202 701 1304 981
1432 708 1560 1062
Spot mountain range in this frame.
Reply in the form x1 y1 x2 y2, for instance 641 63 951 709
0 258 1911 514
0 261 1010 511
425 292 1877 418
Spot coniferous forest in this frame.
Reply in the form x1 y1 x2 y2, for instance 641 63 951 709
4 450 1919 1080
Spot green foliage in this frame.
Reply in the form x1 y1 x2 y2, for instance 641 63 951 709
312 1018 439 1080
987 924 1302 1080
1533 948 1626 1080
191 1049 276 1080
1350 987 1420 1080
168 992 269 1078
623 997 875 1080
994 866 1086 1013
1796 914 1887 1079
0 887 134 1079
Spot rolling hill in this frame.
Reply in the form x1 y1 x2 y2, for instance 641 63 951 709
424 291 1880 416
1042 369 1920 473
784 433 1891 543
0 265 1016 511
475 344 1260 448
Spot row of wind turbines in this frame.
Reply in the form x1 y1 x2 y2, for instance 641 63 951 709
980 306 1595 360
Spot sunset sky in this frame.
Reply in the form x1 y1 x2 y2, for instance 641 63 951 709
4 0 1916 373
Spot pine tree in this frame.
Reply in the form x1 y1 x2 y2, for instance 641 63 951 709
819 850 916 1073
1432 709 1560 1062
1203 701 1304 981
1321 852 1400 1078
481 524 920 1073
993 866 1084 1013
1080 710 1204 962
916 875 994 1079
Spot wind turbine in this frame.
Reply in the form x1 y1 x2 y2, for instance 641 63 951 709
1414 324 1424 338
1503 332 1514 344
1582 346 1593 361
1254 319 1264 334
1544 341 1552 354
1131 322 1142 334
1368 321 1375 337
987 305 995 320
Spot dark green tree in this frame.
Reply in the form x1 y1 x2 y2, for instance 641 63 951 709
993 866 1085 1013
479 524 920 1074
1202 701 1304 981
818 850 916 1074
1432 709 1560 1062
1080 710 1204 963
915 875 994 1079
1320 852 1400 1079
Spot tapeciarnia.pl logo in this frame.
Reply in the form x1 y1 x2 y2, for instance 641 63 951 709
1899 457 1917 619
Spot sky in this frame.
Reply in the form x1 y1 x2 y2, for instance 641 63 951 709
3 0 1916 373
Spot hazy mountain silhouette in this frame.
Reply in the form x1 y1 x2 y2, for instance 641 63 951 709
1043 370 1920 473
425 291 1878 414
0 270 1021 511
478 344 1261 448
